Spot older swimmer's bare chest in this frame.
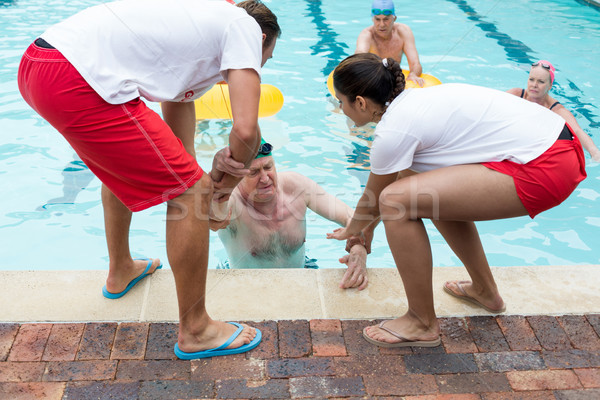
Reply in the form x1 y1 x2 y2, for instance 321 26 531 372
371 33 405 61
245 221 306 259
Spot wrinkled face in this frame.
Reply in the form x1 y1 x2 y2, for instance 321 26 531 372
261 37 277 67
372 14 396 37
336 91 371 127
527 66 552 98
240 156 278 201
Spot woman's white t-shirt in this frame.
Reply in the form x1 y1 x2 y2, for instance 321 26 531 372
370 83 566 175
41 0 262 104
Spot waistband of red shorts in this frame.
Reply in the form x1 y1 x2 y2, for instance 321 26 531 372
24 39 65 62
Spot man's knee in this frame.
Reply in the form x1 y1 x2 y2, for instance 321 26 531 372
192 172 214 198
167 173 213 220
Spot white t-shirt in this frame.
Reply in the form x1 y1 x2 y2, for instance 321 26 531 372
41 0 262 104
370 83 566 174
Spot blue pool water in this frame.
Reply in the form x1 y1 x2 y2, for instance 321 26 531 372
1 0 599 270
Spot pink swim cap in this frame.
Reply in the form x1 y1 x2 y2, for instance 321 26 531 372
532 60 555 84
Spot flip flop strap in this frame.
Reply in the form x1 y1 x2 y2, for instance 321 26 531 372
135 258 154 277
378 321 409 342
456 281 472 296
212 322 243 352
120 258 154 292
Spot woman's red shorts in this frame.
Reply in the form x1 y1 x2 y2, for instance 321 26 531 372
18 42 203 211
482 125 587 218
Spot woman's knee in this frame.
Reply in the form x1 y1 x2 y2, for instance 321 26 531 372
379 185 411 221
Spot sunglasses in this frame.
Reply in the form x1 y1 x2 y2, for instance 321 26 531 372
532 62 551 70
258 142 273 156
372 8 394 16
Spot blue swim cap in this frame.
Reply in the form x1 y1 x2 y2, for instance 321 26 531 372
371 0 395 15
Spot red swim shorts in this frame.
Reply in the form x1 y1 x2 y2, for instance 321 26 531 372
18 42 203 212
482 125 587 218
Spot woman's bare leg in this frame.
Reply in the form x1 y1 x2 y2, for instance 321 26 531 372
364 164 527 344
432 220 504 312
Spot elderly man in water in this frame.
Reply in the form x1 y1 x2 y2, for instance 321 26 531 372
210 140 369 290
355 0 424 87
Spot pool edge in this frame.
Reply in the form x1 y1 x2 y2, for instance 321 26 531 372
1 265 598 322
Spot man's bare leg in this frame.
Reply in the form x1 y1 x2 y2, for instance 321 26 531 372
102 184 161 293
167 174 256 352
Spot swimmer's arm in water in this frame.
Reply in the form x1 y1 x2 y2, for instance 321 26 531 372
291 172 370 289
552 104 600 162
400 25 424 87
355 27 373 54
327 171 397 240
293 172 353 226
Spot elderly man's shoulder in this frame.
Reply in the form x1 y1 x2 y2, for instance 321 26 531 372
279 171 311 183
394 22 414 34
279 171 316 190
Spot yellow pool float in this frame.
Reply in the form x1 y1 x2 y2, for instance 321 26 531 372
326 70 441 99
195 83 284 119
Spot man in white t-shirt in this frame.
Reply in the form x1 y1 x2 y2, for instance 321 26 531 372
18 0 281 359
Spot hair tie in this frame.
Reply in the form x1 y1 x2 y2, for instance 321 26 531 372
382 58 389 68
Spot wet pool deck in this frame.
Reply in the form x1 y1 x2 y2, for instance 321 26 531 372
1 266 599 399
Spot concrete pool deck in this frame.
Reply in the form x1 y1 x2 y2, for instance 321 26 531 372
1 266 599 399
1 265 599 322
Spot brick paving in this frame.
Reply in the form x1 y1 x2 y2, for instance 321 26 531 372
0 316 599 399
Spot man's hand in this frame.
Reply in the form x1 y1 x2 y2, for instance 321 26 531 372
338 244 368 290
210 146 249 182
209 206 232 232
210 146 250 203
406 71 425 87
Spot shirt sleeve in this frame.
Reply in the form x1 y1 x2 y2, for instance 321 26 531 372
370 129 421 175
220 16 262 81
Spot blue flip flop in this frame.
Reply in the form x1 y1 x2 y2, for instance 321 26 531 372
102 258 162 299
174 322 262 360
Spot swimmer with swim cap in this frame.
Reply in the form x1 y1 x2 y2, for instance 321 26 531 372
371 0 395 16
356 0 425 86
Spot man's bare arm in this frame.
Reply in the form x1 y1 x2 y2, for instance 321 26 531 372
355 28 373 54
212 68 262 201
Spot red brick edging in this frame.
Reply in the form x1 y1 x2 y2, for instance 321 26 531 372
1 315 599 399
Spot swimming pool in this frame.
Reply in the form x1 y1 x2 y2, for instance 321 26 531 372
1 0 598 270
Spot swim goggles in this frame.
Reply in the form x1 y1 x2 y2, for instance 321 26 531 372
372 8 395 16
255 141 273 159
532 61 551 70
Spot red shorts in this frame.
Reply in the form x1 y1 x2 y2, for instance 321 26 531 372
18 42 203 211
482 126 587 218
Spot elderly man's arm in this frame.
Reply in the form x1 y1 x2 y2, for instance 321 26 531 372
355 28 373 54
295 172 352 226
338 244 368 290
293 173 369 289
399 25 424 87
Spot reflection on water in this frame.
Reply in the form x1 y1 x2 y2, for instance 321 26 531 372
37 157 94 211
